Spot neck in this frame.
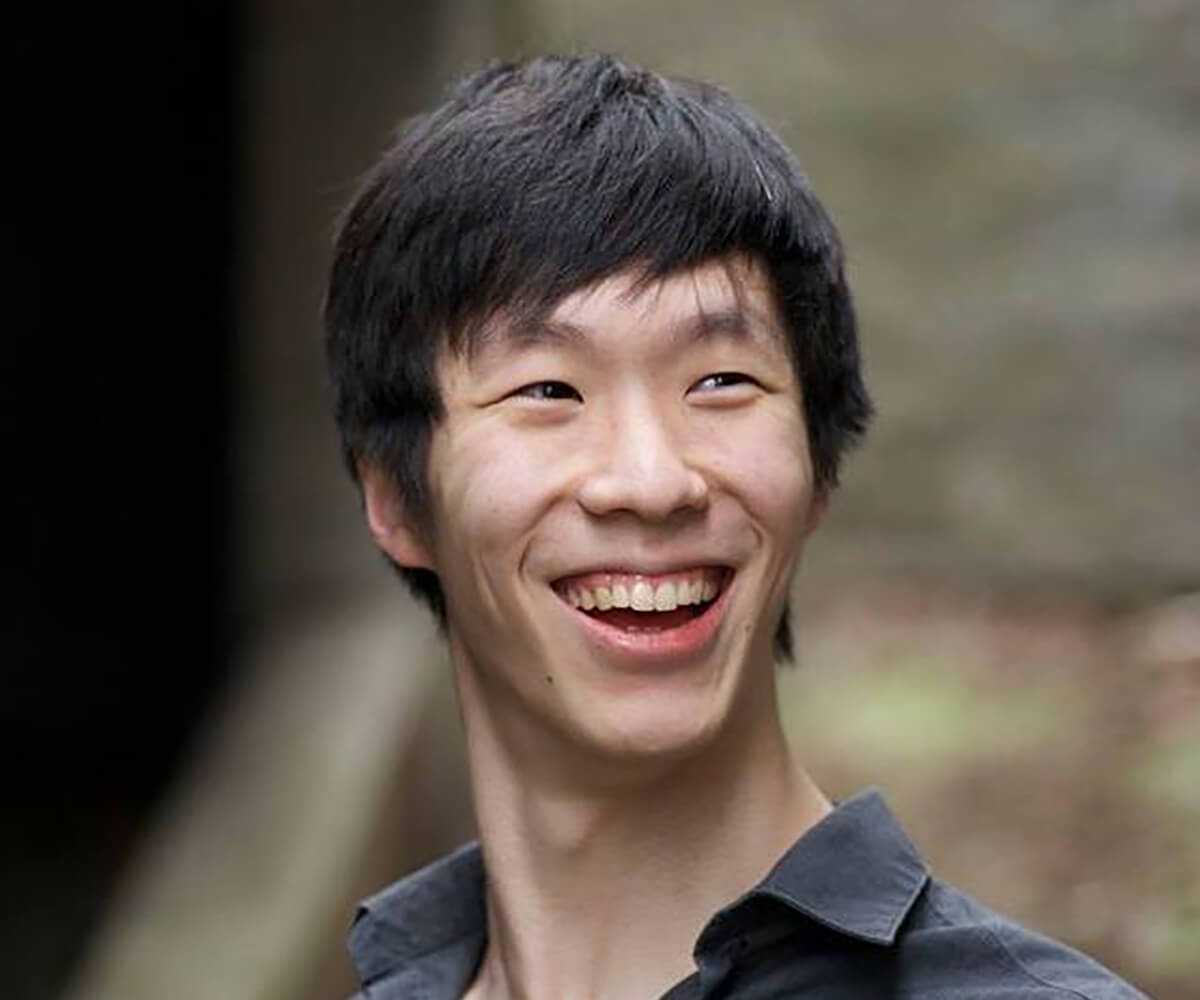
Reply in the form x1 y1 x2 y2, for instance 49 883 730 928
455 656 829 1000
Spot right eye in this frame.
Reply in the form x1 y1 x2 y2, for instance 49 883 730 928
510 380 583 402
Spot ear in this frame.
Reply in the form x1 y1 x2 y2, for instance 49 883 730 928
360 465 434 570
803 489 828 538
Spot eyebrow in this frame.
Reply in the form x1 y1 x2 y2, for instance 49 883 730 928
471 304 762 363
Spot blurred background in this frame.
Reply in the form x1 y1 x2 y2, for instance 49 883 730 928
9 1 1198 998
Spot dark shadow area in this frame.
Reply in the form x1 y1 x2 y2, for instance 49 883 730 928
6 6 240 997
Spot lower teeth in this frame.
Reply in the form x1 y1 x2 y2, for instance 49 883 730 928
586 600 712 624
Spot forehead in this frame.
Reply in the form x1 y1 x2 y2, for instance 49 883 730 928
460 256 786 365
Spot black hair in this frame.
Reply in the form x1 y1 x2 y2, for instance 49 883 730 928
324 54 872 659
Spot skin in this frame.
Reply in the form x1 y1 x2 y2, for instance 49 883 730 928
365 257 832 999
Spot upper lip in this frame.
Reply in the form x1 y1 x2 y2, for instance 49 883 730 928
550 559 733 584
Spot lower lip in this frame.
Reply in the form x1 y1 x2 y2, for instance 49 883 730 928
563 577 733 667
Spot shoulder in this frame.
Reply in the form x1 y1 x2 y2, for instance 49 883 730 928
894 877 1150 999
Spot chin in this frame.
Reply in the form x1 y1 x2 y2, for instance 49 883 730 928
570 683 735 763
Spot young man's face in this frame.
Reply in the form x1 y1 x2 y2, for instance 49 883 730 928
370 258 823 761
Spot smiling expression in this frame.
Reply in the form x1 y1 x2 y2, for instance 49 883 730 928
370 257 823 761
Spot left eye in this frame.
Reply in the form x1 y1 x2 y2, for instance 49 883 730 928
511 380 583 402
690 371 757 392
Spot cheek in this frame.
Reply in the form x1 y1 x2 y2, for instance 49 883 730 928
429 421 570 565
700 409 815 535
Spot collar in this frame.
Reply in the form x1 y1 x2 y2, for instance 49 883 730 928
349 842 486 991
737 787 929 944
348 789 929 989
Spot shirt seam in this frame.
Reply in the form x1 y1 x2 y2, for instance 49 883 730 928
924 892 1105 1000
882 866 931 941
761 861 929 944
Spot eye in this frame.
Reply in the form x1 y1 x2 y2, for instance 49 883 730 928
511 380 583 402
689 371 758 393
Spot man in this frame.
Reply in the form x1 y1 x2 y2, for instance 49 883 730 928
325 54 1146 1000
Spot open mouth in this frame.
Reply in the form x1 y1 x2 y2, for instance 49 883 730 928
554 567 730 633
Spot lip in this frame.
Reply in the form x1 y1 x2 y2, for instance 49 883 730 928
550 557 733 582
554 569 734 668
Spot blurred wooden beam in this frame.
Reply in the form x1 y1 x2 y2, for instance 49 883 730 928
63 602 447 1000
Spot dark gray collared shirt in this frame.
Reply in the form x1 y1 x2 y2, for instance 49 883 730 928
347 789 1148 998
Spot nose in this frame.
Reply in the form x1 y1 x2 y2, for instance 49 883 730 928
576 399 709 521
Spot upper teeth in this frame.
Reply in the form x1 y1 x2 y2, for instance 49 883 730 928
565 572 720 613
